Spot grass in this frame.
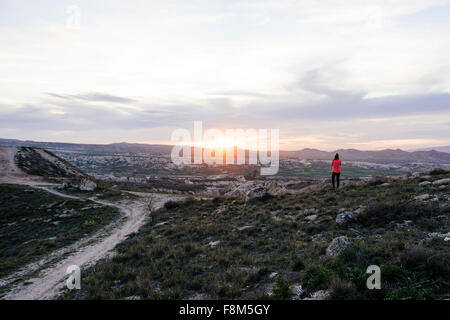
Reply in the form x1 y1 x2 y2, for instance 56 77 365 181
63 172 449 300
0 184 120 279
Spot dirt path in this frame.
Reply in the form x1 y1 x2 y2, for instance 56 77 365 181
0 148 51 186
0 187 184 300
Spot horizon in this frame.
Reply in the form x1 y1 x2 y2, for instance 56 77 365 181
1 1 450 150
1 136 449 153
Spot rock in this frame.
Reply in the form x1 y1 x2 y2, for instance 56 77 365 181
311 233 326 243
245 187 268 201
326 236 351 257
380 183 391 187
304 208 319 214
433 178 450 185
208 240 221 248
269 272 278 279
79 179 97 191
237 225 255 232
60 181 71 189
188 293 207 300
336 211 356 225
428 232 450 239
265 283 275 296
290 284 304 300
305 214 318 222
415 194 431 201
213 208 226 215
419 181 431 186
124 296 142 300
304 290 330 300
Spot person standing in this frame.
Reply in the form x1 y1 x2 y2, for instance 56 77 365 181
331 153 341 189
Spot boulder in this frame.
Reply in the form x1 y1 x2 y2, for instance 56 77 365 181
326 236 351 257
419 181 431 186
208 240 221 248
245 187 268 201
304 290 330 300
79 178 97 191
305 214 318 222
124 296 142 300
336 211 356 225
290 284 304 300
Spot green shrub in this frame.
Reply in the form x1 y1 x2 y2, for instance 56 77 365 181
302 264 333 292
329 277 360 300
272 275 292 300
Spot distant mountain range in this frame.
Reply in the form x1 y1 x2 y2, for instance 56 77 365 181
412 145 450 153
279 148 450 163
0 138 172 154
1 138 450 164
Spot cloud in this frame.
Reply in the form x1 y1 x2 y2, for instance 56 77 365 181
47 92 137 104
1 1 450 148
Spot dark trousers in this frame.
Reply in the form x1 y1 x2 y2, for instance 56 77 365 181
332 172 340 189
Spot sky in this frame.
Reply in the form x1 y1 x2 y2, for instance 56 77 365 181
0 0 449 151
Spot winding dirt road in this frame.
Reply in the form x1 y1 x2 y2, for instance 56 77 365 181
0 187 183 300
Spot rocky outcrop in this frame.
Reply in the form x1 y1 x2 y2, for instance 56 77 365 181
335 207 364 225
326 236 351 257
79 179 97 191
245 187 268 201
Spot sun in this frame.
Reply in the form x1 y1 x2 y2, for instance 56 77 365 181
193 138 237 150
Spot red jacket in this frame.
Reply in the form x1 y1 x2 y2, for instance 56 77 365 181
332 160 341 173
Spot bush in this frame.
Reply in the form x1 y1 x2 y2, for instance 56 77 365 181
164 201 180 210
302 264 333 292
272 275 292 299
329 277 360 300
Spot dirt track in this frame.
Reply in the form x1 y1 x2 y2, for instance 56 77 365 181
0 187 183 300
0 148 184 299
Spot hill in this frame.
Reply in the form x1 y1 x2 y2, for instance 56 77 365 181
0 147 92 185
1 138 449 164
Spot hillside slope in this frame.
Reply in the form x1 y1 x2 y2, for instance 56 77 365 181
63 171 450 300
0 147 91 185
